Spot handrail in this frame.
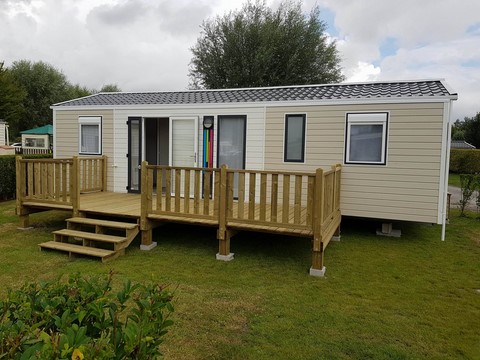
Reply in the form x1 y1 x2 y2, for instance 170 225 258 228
143 164 220 221
16 156 107 214
141 162 342 235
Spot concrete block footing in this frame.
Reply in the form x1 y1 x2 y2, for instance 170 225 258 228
216 253 234 261
140 242 157 251
376 223 401 237
331 235 341 242
309 266 326 277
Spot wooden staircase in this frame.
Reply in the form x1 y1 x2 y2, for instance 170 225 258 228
39 217 139 262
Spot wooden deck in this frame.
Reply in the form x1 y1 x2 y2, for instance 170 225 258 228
16 156 342 275
80 192 314 236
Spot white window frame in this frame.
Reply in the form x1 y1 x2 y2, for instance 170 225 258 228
78 116 102 155
345 112 388 165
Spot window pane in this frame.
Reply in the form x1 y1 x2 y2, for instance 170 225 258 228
218 116 245 170
349 124 383 162
285 115 305 162
81 124 99 153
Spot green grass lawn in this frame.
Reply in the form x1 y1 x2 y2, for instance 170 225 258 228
1 200 479 359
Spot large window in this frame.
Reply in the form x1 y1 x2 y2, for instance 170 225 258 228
284 114 306 162
345 112 388 165
79 116 102 155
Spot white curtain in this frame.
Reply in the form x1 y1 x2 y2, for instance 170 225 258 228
349 124 383 162
286 115 304 161
218 116 245 170
81 124 99 153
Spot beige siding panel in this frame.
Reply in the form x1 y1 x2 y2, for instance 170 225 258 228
343 185 439 197
55 109 115 191
341 178 438 190
345 208 437 224
265 102 445 223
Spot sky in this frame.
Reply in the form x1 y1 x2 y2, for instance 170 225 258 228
1 0 479 120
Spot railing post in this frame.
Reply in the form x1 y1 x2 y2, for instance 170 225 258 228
140 161 157 251
16 155 30 228
310 168 326 276
102 155 108 191
71 156 81 217
216 164 234 261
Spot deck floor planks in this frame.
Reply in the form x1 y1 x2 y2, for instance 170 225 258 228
26 192 312 234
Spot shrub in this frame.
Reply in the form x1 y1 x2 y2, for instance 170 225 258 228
0 155 16 200
0 154 52 200
450 149 480 174
458 174 479 216
0 271 174 359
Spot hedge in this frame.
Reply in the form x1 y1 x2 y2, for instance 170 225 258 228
0 154 53 200
450 149 480 174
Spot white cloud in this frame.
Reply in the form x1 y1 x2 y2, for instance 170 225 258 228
1 0 479 119
316 0 480 119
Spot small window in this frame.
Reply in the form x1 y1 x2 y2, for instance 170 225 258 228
345 112 388 165
24 137 45 148
284 114 306 162
79 116 102 155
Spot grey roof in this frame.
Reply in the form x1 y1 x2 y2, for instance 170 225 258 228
54 80 457 107
451 140 476 149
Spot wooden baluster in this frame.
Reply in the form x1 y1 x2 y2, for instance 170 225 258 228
238 172 245 219
294 175 302 224
282 174 290 224
204 170 211 215
184 169 191 214
194 169 200 214
165 168 171 212
248 172 256 220
260 173 267 221
156 168 163 212
271 174 278 222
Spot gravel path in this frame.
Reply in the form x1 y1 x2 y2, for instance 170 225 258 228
448 186 478 212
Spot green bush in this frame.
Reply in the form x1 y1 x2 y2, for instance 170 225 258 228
0 272 174 359
450 149 480 174
0 154 52 200
458 174 480 216
0 155 16 200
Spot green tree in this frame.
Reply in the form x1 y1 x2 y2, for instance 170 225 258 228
67 83 93 99
0 62 26 138
451 119 465 141
99 84 121 92
9 60 73 135
189 0 344 89
463 113 480 148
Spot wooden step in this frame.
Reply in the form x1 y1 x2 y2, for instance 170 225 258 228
39 241 118 262
53 229 125 244
66 217 138 230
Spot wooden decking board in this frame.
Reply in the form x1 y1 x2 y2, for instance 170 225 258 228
39 241 114 257
66 217 138 230
53 229 125 243
22 201 73 210
24 192 311 235
26 192 315 235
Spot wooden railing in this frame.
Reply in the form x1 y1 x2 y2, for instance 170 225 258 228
142 165 220 222
141 162 342 237
316 164 342 247
16 155 107 210
224 168 315 231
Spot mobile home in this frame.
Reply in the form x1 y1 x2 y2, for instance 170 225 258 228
52 79 457 225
